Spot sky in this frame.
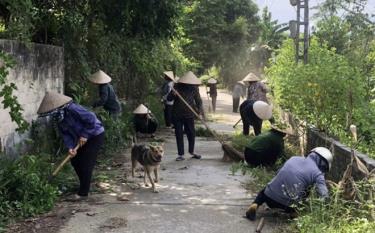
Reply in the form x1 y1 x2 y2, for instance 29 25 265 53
255 0 375 25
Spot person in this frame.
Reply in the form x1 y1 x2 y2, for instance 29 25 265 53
222 124 292 166
37 92 105 201
133 104 158 137
161 71 175 128
232 81 246 113
89 70 121 118
239 100 272 136
207 78 218 112
246 147 333 221
167 71 203 161
242 72 269 103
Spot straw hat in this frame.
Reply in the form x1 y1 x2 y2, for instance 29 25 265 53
163 71 175 81
133 104 151 114
242 72 260 82
178 71 201 85
37 92 72 114
207 78 217 84
271 124 294 135
253 101 272 120
89 70 112 84
237 81 246 86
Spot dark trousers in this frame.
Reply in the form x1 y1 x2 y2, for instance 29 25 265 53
211 95 217 112
70 133 104 196
233 97 240 112
239 106 262 136
244 147 277 167
164 104 173 127
173 117 195 156
253 188 295 213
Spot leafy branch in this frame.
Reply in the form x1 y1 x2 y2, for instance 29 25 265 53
0 51 29 133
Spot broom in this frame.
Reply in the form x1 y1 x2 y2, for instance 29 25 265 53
172 87 244 161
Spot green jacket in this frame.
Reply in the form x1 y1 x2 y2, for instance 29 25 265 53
246 130 284 156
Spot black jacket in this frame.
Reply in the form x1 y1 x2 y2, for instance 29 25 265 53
92 83 121 114
167 83 202 119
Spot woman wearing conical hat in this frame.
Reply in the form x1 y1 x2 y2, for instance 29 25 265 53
239 100 272 136
38 92 105 201
206 78 218 112
89 70 121 118
222 123 293 166
133 104 158 137
166 71 203 161
242 72 269 103
160 71 175 128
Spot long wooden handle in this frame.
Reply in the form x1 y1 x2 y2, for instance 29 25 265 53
255 217 265 233
52 144 80 176
172 88 224 144
233 118 242 128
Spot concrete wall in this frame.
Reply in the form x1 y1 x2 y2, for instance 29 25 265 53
0 40 64 156
280 109 375 182
307 129 375 182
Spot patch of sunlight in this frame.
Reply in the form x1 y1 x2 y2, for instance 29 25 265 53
179 209 188 213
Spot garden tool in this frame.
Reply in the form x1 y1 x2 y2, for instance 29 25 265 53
255 217 265 233
205 85 212 113
48 144 80 181
233 118 242 128
172 87 224 145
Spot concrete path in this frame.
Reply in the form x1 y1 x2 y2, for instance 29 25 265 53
58 88 275 233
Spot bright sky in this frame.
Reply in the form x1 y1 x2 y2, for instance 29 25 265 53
255 0 375 25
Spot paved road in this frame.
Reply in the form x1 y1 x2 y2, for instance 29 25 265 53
58 88 276 233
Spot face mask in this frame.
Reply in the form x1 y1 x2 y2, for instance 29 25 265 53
51 108 65 123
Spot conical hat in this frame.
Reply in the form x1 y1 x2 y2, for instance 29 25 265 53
271 124 294 135
242 72 260 82
253 101 272 120
163 71 175 81
178 71 201 85
37 92 72 114
133 104 151 114
237 81 245 85
89 70 112 84
207 78 217 84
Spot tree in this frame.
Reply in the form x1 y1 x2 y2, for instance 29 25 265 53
183 0 261 85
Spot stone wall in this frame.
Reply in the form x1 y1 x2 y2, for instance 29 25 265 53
280 109 375 182
0 40 64 156
307 129 375 182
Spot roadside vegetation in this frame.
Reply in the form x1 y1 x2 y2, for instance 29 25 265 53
0 0 374 232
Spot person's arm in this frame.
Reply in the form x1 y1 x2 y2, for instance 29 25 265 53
194 87 203 114
166 86 177 101
70 104 97 139
92 85 109 107
315 173 329 199
58 125 76 150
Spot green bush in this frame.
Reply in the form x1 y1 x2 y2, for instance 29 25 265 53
267 38 375 158
0 155 58 228
95 104 133 154
289 179 375 233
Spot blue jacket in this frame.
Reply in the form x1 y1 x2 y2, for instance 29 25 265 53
58 103 104 149
264 153 329 206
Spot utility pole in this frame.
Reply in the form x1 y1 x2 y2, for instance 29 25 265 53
289 0 309 64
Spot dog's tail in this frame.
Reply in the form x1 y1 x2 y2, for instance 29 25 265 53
132 134 138 147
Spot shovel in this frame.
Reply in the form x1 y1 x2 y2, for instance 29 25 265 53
48 144 80 181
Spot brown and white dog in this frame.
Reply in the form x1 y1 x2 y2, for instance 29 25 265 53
131 143 164 193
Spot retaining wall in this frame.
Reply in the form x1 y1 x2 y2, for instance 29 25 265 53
280 109 375 182
0 40 64 156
